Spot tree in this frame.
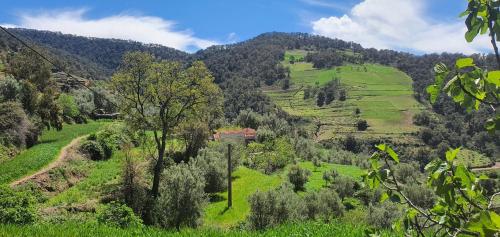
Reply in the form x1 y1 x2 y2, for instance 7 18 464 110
109 52 221 203
287 165 311 192
356 119 368 131
316 91 326 107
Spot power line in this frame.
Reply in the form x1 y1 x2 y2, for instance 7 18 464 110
0 26 118 109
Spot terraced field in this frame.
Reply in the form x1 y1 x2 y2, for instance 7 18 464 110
266 50 425 141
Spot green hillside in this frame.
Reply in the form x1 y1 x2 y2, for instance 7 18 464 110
266 50 425 141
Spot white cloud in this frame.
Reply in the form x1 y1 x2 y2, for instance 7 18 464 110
301 0 349 11
6 9 218 52
311 0 491 54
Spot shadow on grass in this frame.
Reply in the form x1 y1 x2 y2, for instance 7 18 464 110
36 139 58 145
209 194 226 203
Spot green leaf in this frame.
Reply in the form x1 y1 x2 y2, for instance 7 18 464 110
385 146 399 163
375 144 386 151
456 58 475 69
380 192 389 203
459 10 471 17
427 85 440 104
486 71 500 86
465 211 500 237
445 148 460 163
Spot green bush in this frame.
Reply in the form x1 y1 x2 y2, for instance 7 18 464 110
247 184 303 230
192 149 227 193
302 189 344 220
366 202 401 229
155 163 206 230
0 186 36 224
256 127 276 143
80 140 105 161
331 176 358 201
356 120 368 131
57 93 80 123
287 165 311 192
235 109 262 129
97 201 142 228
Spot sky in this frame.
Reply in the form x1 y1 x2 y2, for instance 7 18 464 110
0 0 493 54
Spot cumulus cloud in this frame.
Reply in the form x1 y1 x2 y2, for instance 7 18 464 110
5 9 217 51
311 0 491 54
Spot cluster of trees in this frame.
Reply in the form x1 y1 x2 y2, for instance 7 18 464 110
303 80 346 107
305 49 363 68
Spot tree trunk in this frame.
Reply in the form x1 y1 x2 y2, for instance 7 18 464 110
151 141 166 198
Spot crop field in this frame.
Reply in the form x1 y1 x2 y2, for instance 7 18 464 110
0 121 107 185
266 50 425 141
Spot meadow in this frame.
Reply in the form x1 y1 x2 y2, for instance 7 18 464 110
266 50 424 141
0 121 107 185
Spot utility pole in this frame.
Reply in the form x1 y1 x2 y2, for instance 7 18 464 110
227 143 232 208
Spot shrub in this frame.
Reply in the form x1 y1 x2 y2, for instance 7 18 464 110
403 183 435 209
287 165 311 192
192 150 227 193
0 186 36 224
235 109 262 129
97 201 142 228
367 202 401 229
155 163 206 230
57 93 80 123
121 145 147 215
356 120 368 131
256 127 276 143
247 184 303 230
343 134 360 153
302 190 344 220
80 140 105 161
0 77 21 102
316 91 325 107
331 176 357 201
72 89 95 118
0 102 37 149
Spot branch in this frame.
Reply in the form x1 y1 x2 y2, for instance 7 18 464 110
457 80 500 107
488 6 500 70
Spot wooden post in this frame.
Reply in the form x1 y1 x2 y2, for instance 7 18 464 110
227 143 232 208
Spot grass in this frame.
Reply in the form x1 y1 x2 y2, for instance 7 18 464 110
296 161 364 192
0 121 107 185
266 51 425 141
0 221 400 237
203 167 282 228
46 148 126 207
204 162 364 227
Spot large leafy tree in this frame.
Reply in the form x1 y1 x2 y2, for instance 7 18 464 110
366 1 500 236
110 52 221 201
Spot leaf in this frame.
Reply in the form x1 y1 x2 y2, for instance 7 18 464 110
456 58 475 69
385 146 399 163
465 211 500 237
375 144 386 151
486 71 500 86
445 148 460 163
426 85 440 104
380 192 389 203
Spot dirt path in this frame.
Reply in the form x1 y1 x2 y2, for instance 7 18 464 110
472 162 500 172
10 136 86 187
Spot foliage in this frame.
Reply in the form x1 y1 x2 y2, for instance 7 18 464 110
0 102 37 149
247 184 303 230
57 93 80 123
365 144 500 236
80 140 106 161
245 138 296 174
367 202 401 229
303 189 345 221
331 175 358 201
192 149 227 193
287 165 311 192
256 127 276 143
235 109 263 129
0 185 36 224
155 163 206 230
357 120 369 131
110 52 221 201
97 201 143 228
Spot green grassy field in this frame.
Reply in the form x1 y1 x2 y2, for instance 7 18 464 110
46 148 126 207
0 121 107 185
0 221 399 237
296 161 364 192
204 161 364 227
266 50 424 141
204 167 282 227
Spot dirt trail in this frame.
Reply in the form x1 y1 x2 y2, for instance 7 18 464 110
10 136 86 187
471 162 500 172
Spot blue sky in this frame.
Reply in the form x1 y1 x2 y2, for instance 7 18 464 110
0 0 491 53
